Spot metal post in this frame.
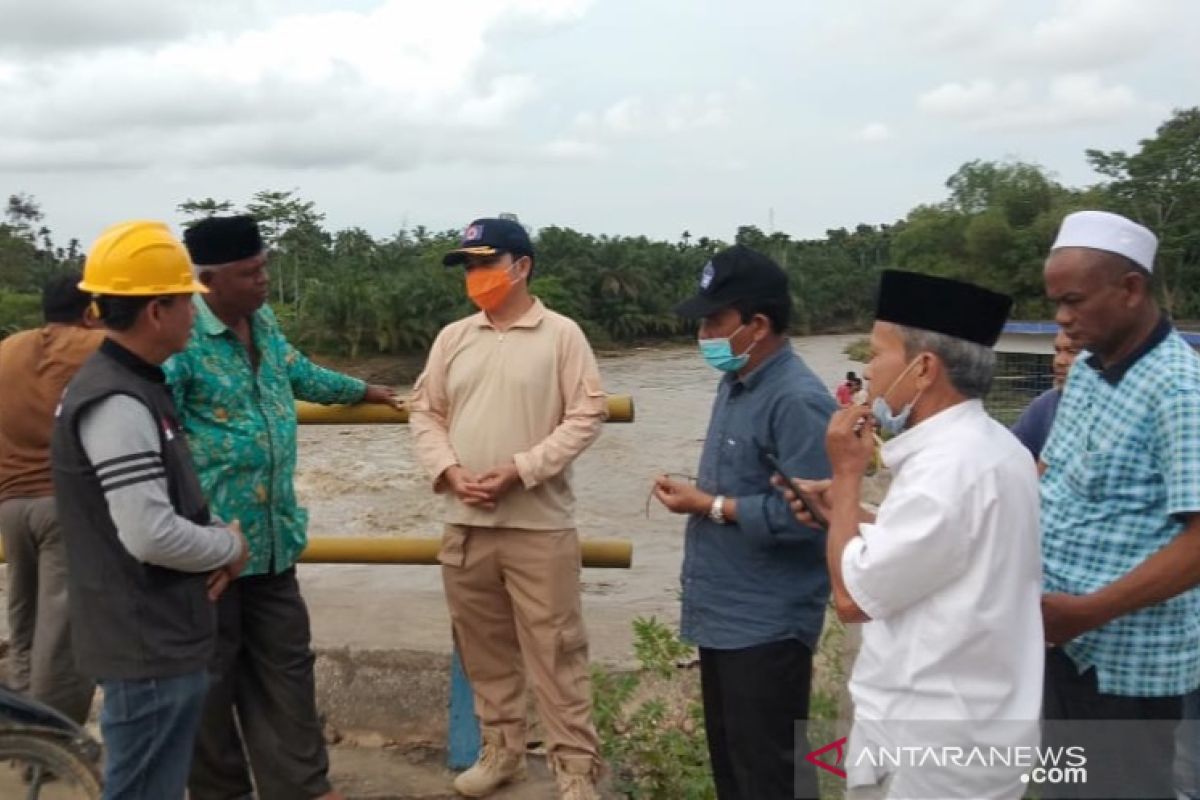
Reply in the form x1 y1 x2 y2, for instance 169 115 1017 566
448 648 481 769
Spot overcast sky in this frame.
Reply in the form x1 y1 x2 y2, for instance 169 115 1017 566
1 0 1196 247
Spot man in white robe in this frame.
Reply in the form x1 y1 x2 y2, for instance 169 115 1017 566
786 270 1044 798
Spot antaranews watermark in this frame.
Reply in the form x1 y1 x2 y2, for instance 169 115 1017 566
797 720 1103 798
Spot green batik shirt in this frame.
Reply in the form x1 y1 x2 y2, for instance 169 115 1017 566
164 297 366 576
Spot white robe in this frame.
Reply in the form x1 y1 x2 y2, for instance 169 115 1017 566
842 400 1044 798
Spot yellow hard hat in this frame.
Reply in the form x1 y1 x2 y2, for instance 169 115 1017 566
79 220 208 296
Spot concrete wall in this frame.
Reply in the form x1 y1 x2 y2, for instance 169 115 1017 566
315 648 452 745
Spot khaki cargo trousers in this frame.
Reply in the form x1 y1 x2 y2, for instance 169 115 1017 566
439 525 600 767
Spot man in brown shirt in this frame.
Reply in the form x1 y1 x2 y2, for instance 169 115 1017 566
410 218 607 800
0 273 102 720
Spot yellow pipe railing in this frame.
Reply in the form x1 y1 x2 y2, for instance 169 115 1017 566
301 536 631 567
2 395 636 566
296 394 635 424
0 537 632 568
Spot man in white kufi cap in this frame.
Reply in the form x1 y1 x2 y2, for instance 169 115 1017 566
1038 210 1200 798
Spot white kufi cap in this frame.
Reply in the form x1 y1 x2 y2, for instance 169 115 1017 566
1051 210 1157 273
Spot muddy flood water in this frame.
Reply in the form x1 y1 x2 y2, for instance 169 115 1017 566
0 334 863 665
291 334 864 664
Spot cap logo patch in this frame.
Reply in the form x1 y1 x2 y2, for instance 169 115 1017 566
464 224 483 243
699 261 715 290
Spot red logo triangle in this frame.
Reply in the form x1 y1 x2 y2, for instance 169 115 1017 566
806 736 847 779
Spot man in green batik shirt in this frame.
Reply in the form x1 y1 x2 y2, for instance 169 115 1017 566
165 215 398 800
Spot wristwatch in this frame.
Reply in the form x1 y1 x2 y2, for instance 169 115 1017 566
709 494 727 525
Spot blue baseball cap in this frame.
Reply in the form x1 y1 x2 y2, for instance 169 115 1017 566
442 218 534 267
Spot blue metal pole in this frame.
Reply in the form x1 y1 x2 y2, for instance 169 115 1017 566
447 646 482 769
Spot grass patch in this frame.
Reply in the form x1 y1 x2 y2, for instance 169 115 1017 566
843 337 870 363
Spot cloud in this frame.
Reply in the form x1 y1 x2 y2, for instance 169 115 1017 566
1009 0 1181 70
918 80 1032 119
827 0 1182 72
855 123 892 142
917 73 1155 131
0 0 273 56
575 92 732 138
0 0 591 172
600 98 644 135
0 0 194 54
543 138 605 160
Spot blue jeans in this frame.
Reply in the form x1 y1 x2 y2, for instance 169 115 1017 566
99 670 210 800
1178 688 1200 799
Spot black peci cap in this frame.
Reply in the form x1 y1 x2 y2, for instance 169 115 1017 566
184 215 265 266
875 270 1012 347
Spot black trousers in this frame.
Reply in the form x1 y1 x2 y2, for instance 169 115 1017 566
699 638 819 800
188 568 332 800
1042 647 1182 800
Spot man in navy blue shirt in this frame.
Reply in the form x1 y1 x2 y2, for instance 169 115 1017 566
1010 329 1079 459
653 245 836 799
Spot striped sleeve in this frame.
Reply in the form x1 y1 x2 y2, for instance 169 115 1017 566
94 451 167 493
79 394 238 573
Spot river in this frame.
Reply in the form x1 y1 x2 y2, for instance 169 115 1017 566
294 334 864 664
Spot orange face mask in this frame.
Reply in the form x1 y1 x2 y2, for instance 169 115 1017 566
466 264 518 311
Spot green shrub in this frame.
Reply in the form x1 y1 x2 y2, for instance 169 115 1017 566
843 336 871 363
0 291 41 340
592 617 715 799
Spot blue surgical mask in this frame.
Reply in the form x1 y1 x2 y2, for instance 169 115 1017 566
699 325 755 372
871 357 924 435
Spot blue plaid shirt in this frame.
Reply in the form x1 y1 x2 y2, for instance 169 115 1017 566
1041 317 1200 697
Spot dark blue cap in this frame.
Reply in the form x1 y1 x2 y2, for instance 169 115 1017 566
674 245 789 318
442 218 534 267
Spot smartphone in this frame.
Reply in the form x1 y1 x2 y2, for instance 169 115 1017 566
762 452 829 528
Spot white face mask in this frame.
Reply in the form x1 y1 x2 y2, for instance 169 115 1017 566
871 356 924 435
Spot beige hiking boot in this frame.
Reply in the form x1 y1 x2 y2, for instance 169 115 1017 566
453 731 527 797
554 755 600 800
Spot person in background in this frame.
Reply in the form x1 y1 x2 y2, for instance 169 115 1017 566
167 215 397 800
836 371 858 406
851 377 868 406
1010 329 1080 459
0 274 102 723
52 220 249 800
652 245 835 799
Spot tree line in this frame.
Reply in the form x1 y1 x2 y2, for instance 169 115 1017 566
2 107 1197 351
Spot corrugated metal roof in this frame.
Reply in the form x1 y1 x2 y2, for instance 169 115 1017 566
1005 321 1200 346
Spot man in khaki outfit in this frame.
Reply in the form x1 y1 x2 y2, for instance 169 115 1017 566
410 217 606 800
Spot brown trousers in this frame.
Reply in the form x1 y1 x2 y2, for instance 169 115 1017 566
0 496 95 722
440 525 600 766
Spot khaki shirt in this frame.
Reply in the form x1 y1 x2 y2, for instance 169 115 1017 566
0 324 104 502
410 299 606 530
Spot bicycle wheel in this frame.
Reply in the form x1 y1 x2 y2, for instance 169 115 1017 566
0 731 102 799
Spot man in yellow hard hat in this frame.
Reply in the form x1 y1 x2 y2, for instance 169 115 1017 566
51 220 249 800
